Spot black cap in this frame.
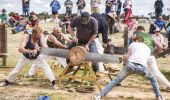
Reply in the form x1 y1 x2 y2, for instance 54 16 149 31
80 12 90 25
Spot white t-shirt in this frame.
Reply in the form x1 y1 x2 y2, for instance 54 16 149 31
128 42 151 67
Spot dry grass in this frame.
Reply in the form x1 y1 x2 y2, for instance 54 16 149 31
0 22 170 100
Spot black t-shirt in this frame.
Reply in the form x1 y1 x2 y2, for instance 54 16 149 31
91 13 109 43
70 16 98 44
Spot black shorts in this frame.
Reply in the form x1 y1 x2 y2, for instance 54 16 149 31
117 11 121 16
52 11 58 15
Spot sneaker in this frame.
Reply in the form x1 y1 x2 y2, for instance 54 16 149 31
165 87 170 92
94 95 101 100
52 84 59 90
0 81 7 87
156 96 165 100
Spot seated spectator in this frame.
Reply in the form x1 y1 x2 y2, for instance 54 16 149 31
29 14 39 27
152 27 167 53
154 16 166 32
11 17 29 34
9 16 16 27
105 0 112 14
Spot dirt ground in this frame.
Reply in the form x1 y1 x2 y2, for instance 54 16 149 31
0 22 170 100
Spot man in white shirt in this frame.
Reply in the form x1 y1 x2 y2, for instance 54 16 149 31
95 36 164 100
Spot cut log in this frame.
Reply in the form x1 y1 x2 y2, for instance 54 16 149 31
40 47 122 64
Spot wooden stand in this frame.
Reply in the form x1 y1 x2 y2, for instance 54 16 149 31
59 61 102 91
0 24 7 67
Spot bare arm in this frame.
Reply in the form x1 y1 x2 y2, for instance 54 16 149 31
48 34 67 49
60 34 73 42
86 34 97 46
18 34 30 53
40 36 48 48
123 48 132 62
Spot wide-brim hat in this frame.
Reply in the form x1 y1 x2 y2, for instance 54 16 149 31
1 9 6 12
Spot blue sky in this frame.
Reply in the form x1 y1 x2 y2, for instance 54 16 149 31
0 0 170 16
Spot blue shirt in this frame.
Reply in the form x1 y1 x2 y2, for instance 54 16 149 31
154 20 166 31
50 1 61 12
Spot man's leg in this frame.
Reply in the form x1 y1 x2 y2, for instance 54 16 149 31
89 41 99 72
7 57 28 83
133 63 161 97
94 38 105 71
27 64 39 77
35 55 56 82
148 56 170 88
97 63 131 97
57 57 67 68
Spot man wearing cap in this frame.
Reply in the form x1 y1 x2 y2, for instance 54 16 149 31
50 0 61 22
64 0 73 18
91 12 115 72
68 12 100 72
91 12 115 45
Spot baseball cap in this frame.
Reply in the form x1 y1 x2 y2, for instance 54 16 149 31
80 12 90 25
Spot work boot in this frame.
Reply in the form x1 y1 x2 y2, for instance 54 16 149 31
156 95 165 100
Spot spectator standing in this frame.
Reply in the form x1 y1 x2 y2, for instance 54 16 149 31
22 0 30 17
76 0 86 16
116 0 122 22
50 0 61 23
123 0 132 22
90 0 101 14
105 0 112 14
154 0 164 20
0 9 7 23
64 0 73 18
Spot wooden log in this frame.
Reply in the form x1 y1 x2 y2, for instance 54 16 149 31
68 46 87 65
40 47 122 63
